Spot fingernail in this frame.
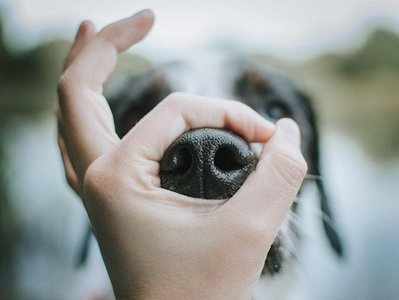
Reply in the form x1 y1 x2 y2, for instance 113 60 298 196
80 20 91 28
133 8 154 19
76 22 85 37
276 118 301 147
77 20 93 36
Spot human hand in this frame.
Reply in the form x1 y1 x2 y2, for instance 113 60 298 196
57 9 307 300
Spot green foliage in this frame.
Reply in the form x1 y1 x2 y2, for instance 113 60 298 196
297 27 399 161
0 13 151 120
338 28 399 76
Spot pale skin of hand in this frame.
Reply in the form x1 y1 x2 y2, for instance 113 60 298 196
57 9 308 300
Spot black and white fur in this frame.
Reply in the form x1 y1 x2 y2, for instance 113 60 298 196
77 54 344 299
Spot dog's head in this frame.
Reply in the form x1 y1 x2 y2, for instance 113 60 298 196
79 57 344 275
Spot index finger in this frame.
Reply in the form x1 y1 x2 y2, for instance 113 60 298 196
63 20 97 72
118 93 276 162
57 9 155 179
61 9 155 93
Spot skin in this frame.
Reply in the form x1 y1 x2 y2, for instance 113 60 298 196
56 9 308 300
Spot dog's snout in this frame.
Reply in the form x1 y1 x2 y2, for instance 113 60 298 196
160 128 258 199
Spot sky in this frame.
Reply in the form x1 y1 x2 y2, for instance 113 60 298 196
2 0 399 61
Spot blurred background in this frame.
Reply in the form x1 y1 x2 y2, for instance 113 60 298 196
0 0 398 299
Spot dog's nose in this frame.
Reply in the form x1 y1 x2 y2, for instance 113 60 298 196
160 128 258 199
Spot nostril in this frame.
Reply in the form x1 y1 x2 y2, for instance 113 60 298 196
169 146 193 175
214 145 244 172
160 128 258 199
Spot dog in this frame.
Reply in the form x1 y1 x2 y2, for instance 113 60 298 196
77 55 344 299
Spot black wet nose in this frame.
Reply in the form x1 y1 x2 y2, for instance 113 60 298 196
160 128 258 199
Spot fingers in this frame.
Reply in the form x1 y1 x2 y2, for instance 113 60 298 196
58 21 96 190
62 9 155 92
56 90 119 180
57 9 154 180
118 93 276 162
98 9 155 53
63 20 96 71
224 119 307 237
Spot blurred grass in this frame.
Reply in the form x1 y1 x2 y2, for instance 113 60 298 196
299 28 399 161
254 28 399 161
0 38 151 118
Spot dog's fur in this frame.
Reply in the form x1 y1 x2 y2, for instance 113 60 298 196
78 56 344 299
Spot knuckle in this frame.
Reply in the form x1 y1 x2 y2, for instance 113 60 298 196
82 159 112 199
82 154 127 202
57 73 74 97
270 147 308 189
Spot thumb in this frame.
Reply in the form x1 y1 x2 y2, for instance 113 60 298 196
224 118 308 236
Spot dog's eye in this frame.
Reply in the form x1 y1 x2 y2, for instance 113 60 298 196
265 101 291 120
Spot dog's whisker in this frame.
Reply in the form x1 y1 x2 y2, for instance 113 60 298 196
280 212 303 260
305 207 337 230
304 173 324 182
279 223 316 274
292 196 300 203
286 210 327 242
287 210 305 228
280 234 298 259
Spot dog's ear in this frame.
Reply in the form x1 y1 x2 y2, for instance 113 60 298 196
297 91 345 258
233 65 345 258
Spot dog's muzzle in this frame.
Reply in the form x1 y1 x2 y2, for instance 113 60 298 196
160 128 258 199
